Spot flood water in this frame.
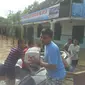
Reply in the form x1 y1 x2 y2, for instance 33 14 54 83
0 36 73 85
0 36 17 63
0 36 85 85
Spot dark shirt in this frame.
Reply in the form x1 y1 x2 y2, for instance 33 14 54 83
4 47 24 68
64 43 70 52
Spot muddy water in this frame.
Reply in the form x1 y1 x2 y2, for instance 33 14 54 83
0 36 73 85
0 36 17 63
1 36 85 85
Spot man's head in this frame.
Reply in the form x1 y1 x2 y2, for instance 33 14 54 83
73 39 78 45
28 40 34 48
68 38 72 44
18 39 25 49
40 28 53 45
35 41 42 48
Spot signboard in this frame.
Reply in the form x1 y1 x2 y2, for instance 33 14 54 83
21 4 60 24
21 8 48 23
49 4 60 19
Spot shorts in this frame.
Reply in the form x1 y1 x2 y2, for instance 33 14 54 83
0 64 15 79
71 60 78 67
46 76 63 85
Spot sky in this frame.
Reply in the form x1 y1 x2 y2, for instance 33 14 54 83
0 0 45 18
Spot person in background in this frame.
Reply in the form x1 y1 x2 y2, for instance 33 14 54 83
0 39 25 85
68 39 80 72
22 40 34 69
29 28 66 85
64 38 72 52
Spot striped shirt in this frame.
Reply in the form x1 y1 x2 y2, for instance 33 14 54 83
4 47 24 68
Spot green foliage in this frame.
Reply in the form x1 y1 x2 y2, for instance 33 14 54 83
22 1 39 15
0 0 61 39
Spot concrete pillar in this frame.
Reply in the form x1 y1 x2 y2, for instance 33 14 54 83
50 21 54 30
50 21 55 39
33 24 38 41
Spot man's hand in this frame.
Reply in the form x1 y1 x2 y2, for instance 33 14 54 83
28 57 56 70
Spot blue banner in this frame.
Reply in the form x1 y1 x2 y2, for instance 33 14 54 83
72 3 83 17
72 3 85 18
84 0 85 3
21 4 60 24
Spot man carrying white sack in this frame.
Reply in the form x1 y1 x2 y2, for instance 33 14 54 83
28 28 66 85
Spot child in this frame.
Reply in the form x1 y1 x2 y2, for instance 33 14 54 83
0 39 25 85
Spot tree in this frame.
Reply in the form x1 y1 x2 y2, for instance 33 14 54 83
22 1 39 15
31 1 40 12
7 10 21 24
22 7 29 15
7 10 22 39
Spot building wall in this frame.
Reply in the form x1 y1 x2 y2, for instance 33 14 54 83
59 20 85 48
25 20 85 48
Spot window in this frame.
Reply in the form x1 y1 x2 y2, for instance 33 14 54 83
72 0 83 3
54 22 62 40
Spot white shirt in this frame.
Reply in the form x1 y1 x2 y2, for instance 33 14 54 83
68 44 80 60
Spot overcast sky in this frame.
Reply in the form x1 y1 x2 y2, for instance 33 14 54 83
0 0 45 18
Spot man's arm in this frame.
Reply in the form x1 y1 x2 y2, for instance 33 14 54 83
40 48 59 70
68 44 72 55
29 47 59 70
63 43 67 51
40 60 56 70
76 46 80 53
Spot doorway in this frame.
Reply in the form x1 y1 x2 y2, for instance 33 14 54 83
23 25 34 42
54 22 62 40
72 26 84 43
27 26 34 41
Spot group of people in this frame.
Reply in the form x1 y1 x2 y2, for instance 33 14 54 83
0 28 80 85
64 38 80 72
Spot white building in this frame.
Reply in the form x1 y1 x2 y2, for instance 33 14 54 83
21 0 85 49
